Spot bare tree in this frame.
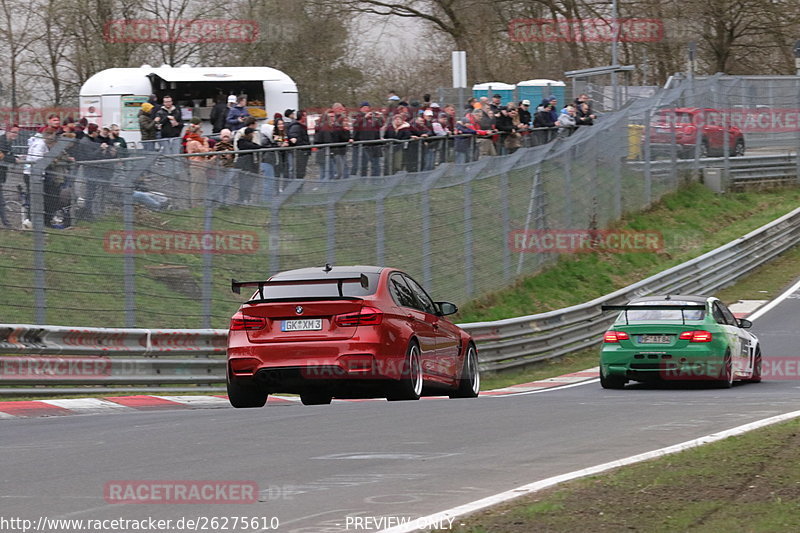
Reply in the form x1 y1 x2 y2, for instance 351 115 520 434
0 0 37 112
139 0 228 66
334 0 502 81
229 0 361 107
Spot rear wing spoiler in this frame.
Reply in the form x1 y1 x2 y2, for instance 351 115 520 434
231 274 370 300
601 304 706 325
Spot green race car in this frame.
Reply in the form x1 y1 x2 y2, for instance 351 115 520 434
599 295 761 389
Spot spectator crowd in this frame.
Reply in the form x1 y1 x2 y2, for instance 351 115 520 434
0 90 597 229
137 89 598 179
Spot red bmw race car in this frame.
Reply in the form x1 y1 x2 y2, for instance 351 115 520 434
226 265 480 407
645 107 745 158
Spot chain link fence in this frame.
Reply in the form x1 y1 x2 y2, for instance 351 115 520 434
1 74 799 329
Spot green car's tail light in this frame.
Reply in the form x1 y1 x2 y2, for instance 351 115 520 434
679 330 713 342
604 330 630 343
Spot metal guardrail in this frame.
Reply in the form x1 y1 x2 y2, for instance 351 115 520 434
463 205 800 371
0 326 226 396
1 204 798 394
629 153 800 186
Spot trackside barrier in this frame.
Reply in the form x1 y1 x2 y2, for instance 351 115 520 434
0 205 799 394
628 153 799 187
0 326 226 395
0 325 226 355
463 205 800 371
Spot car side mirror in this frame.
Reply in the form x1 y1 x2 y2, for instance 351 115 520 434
738 318 752 329
436 302 458 316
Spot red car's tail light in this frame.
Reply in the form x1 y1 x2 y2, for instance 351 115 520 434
334 306 383 327
230 314 267 331
679 330 713 343
604 330 630 343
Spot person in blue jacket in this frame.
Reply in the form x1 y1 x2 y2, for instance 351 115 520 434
226 96 252 131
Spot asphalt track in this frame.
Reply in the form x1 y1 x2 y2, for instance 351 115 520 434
2 283 799 533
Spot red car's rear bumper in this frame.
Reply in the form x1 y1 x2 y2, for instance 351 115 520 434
228 340 405 382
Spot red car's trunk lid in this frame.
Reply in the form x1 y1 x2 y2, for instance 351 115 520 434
242 300 364 343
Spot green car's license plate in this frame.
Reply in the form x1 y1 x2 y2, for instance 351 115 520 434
639 335 671 344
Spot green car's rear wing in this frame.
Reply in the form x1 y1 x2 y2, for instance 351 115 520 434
601 304 706 325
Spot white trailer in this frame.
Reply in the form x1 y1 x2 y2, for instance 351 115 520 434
79 65 298 143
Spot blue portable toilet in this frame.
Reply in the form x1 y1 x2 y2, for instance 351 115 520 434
472 82 516 105
517 79 566 108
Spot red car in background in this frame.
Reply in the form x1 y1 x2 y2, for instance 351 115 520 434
646 107 745 158
226 265 480 407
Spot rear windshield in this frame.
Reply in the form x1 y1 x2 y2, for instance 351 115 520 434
252 273 380 300
622 301 706 322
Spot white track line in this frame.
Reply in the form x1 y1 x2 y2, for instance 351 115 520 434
747 276 800 322
492 378 600 397
379 409 800 533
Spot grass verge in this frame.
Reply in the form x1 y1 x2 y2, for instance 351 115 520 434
455 183 800 322
442 417 800 533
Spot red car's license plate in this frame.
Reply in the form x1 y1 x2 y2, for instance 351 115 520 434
282 319 323 332
639 335 671 344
